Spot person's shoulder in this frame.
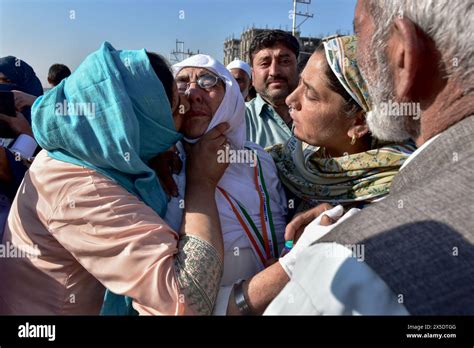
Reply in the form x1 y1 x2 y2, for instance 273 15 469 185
30 150 135 208
291 242 410 315
30 150 97 191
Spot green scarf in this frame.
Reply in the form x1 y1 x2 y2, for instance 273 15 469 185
268 136 415 208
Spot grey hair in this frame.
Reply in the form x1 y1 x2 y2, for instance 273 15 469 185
367 0 474 91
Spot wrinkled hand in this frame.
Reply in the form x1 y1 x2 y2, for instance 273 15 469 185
12 90 37 111
149 146 182 198
184 122 230 188
285 203 333 243
0 111 33 138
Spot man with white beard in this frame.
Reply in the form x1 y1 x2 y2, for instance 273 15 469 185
265 0 474 315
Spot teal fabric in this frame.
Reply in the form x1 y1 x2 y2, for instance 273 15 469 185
101 295 137 316
245 94 292 149
32 41 181 216
32 42 182 315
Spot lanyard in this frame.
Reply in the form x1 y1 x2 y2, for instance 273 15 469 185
217 151 278 268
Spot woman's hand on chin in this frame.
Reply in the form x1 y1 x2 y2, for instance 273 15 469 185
185 122 230 189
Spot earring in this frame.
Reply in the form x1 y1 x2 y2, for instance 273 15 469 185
351 134 357 145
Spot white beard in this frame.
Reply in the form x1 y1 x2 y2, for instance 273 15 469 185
359 37 416 142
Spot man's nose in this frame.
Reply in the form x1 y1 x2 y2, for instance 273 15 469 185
269 60 282 77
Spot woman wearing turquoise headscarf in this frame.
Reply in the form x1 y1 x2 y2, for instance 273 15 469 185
0 42 229 315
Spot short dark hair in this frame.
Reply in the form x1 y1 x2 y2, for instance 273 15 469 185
47 64 71 86
146 52 174 105
249 30 300 65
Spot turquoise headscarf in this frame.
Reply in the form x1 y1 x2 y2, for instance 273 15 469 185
33 41 182 216
32 42 182 315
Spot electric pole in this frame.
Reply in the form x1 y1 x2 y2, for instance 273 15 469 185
291 0 314 36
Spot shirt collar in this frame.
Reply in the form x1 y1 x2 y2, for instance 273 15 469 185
400 134 440 171
255 93 272 117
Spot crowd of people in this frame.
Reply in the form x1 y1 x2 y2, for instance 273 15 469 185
0 0 472 315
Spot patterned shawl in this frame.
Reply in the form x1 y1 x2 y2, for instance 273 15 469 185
268 35 415 208
269 137 415 207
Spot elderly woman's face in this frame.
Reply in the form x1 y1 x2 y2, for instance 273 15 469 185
286 52 356 150
175 67 225 139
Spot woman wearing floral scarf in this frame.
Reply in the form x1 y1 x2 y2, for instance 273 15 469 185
268 35 415 212
221 35 416 316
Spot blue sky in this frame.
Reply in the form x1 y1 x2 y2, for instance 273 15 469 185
0 0 357 87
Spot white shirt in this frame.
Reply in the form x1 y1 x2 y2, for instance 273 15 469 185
165 142 287 315
265 138 440 315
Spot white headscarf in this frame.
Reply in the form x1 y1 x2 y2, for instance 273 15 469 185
167 54 287 280
226 59 252 80
173 54 246 149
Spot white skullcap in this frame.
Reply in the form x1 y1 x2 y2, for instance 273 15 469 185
226 59 252 79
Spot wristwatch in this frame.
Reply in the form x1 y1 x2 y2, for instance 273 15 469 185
233 279 253 315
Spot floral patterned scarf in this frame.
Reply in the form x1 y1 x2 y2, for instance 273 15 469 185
268 35 415 209
269 136 415 207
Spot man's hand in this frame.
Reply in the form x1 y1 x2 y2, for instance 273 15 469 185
0 111 33 138
285 203 333 243
280 205 361 278
320 213 336 226
12 90 37 111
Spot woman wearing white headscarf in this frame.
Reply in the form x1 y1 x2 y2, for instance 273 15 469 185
169 55 288 314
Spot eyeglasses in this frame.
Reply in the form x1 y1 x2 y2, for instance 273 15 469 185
176 73 221 93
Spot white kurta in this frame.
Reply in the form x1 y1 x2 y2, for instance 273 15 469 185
264 139 439 315
165 141 287 315
170 54 287 314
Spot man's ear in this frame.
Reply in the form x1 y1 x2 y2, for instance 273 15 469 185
388 16 422 100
